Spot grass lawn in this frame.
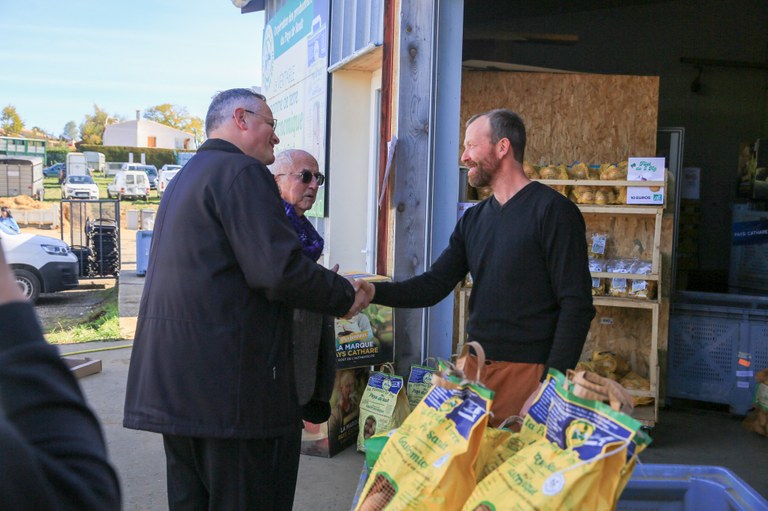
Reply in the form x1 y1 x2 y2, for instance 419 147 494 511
45 287 121 344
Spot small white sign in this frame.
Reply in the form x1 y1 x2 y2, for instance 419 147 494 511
457 202 477 221
627 157 665 205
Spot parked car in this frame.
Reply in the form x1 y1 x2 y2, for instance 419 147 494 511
159 164 182 173
0 230 79 303
61 174 99 200
120 163 158 189
157 168 181 198
107 170 150 201
44 162 65 177
105 161 126 177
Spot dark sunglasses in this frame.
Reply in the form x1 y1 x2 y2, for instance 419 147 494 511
278 169 325 186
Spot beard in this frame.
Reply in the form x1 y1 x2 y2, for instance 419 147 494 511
466 155 499 188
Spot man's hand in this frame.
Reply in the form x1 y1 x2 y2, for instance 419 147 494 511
356 279 375 303
342 278 374 319
0 240 25 305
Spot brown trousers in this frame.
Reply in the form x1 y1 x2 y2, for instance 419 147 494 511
457 355 544 428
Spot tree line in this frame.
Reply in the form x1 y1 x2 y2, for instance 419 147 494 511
1 104 204 146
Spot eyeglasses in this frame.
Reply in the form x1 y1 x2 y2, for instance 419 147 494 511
277 169 325 186
243 109 278 131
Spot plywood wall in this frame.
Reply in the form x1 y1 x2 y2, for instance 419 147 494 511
459 71 659 165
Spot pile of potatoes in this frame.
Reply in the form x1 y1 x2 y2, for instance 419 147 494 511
528 160 629 205
742 368 768 437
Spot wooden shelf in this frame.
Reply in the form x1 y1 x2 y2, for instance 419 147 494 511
631 404 657 427
592 296 659 309
627 389 656 398
591 272 659 280
578 205 662 214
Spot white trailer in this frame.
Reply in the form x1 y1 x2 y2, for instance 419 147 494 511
83 151 106 173
0 157 45 200
65 152 90 178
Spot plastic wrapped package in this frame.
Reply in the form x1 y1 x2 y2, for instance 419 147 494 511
587 232 609 259
628 259 656 300
606 258 631 298
588 257 606 296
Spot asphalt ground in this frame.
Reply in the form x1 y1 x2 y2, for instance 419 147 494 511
45 224 768 509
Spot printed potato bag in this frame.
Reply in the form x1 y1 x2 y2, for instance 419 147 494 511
462 437 609 511
354 374 493 511
406 363 436 410
472 426 531 483
464 369 650 511
357 368 411 452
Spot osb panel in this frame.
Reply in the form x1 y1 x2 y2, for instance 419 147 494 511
460 71 659 165
582 306 653 378
583 214 656 261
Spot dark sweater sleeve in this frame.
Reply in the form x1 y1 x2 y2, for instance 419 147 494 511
372 223 469 307
0 302 121 511
541 199 596 376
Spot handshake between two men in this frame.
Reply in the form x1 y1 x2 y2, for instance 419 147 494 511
343 278 376 319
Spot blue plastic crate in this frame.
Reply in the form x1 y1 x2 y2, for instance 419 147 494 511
618 464 768 511
668 292 768 414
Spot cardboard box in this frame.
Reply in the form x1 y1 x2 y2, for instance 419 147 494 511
300 368 369 457
335 272 394 369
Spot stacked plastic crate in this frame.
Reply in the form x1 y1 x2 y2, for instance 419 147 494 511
87 219 119 277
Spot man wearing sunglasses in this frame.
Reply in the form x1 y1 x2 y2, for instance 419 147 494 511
124 89 370 511
270 149 336 427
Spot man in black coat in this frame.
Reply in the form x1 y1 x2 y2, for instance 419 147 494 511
0 239 121 511
123 88 368 511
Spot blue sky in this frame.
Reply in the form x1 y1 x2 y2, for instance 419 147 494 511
0 0 264 136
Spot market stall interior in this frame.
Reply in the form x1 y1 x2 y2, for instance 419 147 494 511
453 0 768 501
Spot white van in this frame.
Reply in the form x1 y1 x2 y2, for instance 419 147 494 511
107 170 150 201
121 163 158 189
0 231 79 303
157 168 181 198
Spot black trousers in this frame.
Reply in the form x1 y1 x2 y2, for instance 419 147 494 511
162 427 302 511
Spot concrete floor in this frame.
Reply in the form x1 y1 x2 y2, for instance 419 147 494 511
59 225 766 510
59 340 768 510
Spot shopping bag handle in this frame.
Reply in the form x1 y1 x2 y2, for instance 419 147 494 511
566 369 634 414
459 341 486 382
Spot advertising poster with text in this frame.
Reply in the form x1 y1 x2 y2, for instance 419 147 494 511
263 0 329 217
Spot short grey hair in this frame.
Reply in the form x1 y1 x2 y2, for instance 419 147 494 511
205 88 267 136
269 149 316 175
466 109 526 164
